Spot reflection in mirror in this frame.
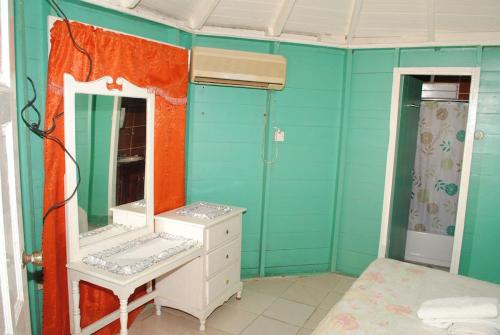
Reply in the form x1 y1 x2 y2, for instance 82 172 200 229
75 94 147 237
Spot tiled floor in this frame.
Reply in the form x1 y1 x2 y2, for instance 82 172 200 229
129 273 356 335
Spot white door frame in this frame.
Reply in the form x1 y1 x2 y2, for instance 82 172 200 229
378 67 481 274
0 0 32 333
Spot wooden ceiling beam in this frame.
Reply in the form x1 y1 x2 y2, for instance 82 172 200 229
119 0 141 9
188 0 221 30
267 0 297 37
345 0 363 45
427 0 435 42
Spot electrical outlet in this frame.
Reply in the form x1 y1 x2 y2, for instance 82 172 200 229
274 129 285 142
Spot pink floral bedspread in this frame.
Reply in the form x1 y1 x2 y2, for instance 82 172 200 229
313 258 500 335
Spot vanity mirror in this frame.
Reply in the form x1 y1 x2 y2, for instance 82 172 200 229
75 94 147 242
63 75 203 335
64 74 155 255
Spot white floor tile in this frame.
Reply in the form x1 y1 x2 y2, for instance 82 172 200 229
303 308 329 330
240 316 299 335
297 328 313 335
281 282 329 307
181 326 232 335
129 272 355 334
165 307 200 322
318 290 344 310
206 305 258 334
244 277 295 297
296 274 339 292
136 303 156 321
263 298 315 327
226 289 277 314
333 276 355 293
129 311 195 335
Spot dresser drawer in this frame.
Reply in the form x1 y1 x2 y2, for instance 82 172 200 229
206 261 240 304
205 216 241 251
206 238 241 278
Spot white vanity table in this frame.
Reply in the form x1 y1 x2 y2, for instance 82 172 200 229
63 74 205 335
63 74 246 334
66 239 202 335
154 202 246 331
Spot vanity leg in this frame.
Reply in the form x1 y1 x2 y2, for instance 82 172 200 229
236 290 242 300
119 298 129 335
72 281 81 334
155 303 162 316
146 281 153 293
199 319 206 331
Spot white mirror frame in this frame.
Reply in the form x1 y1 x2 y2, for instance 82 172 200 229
63 73 155 263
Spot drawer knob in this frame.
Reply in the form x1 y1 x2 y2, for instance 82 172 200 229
225 229 229 235
226 254 229 259
225 279 229 285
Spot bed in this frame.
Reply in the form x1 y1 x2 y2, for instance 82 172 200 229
313 258 500 335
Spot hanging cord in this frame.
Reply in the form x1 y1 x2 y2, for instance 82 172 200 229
47 0 93 82
19 0 93 222
260 112 280 165
21 78 82 222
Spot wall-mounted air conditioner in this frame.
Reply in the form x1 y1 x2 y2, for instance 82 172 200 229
190 47 287 90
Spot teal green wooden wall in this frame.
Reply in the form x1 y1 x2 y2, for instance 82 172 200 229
460 47 500 283
334 47 500 283
186 36 271 278
13 1 500 333
14 2 50 334
258 44 344 276
333 49 394 275
186 37 346 277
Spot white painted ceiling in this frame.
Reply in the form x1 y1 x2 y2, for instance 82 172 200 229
84 0 500 48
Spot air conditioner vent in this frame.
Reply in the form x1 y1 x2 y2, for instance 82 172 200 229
190 47 286 90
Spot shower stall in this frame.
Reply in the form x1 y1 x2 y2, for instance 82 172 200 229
379 68 480 273
404 98 469 268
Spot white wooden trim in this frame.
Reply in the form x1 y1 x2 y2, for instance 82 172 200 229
426 0 435 42
119 0 141 9
85 95 93 218
64 74 155 263
107 97 121 212
0 0 11 86
378 67 480 275
0 163 13 335
3 122 25 323
345 0 363 44
187 0 221 30
450 67 480 274
348 32 500 49
0 0 30 332
47 16 186 52
80 0 500 49
267 0 297 37
378 70 402 259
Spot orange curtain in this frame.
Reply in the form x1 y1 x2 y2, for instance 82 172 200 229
42 21 188 335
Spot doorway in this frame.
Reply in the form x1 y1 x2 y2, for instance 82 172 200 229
379 67 480 274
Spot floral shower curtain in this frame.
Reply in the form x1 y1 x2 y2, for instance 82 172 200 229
408 101 468 236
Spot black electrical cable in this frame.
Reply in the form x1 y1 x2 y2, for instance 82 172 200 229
20 78 58 137
20 1 93 222
47 0 93 82
42 133 81 222
22 77 81 222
